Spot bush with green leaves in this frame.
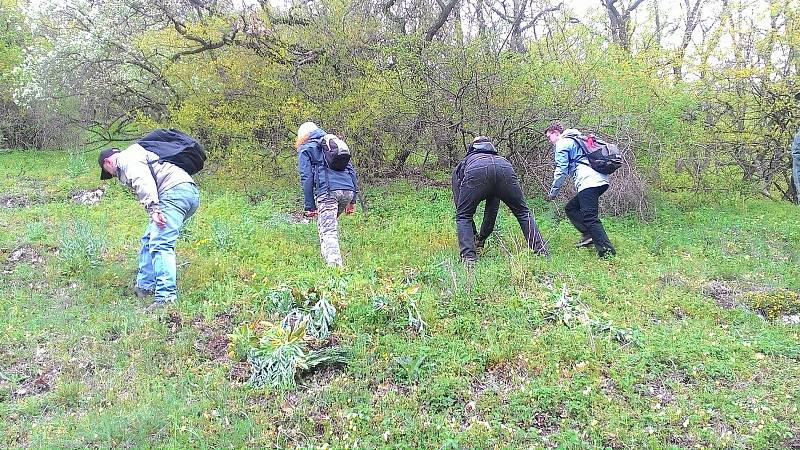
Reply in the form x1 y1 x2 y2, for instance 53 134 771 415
232 283 349 389
57 218 106 274
268 285 337 340
248 320 348 390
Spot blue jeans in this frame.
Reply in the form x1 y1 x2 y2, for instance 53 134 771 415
136 183 200 303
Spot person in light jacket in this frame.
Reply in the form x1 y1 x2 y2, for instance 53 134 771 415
98 142 200 308
545 121 616 258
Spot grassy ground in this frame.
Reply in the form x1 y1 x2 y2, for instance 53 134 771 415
1 149 799 449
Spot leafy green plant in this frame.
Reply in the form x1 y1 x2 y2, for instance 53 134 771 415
248 320 347 389
211 219 232 250
227 323 258 362
543 285 642 346
393 353 431 384
58 218 106 273
267 285 338 340
745 290 800 320
65 151 87 179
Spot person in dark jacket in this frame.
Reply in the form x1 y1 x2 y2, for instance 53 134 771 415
452 136 549 263
297 122 359 267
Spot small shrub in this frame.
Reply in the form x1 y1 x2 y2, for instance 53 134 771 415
248 321 347 389
58 218 106 274
211 219 232 250
745 290 800 320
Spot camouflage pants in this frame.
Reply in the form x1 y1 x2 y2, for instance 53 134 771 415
315 190 354 267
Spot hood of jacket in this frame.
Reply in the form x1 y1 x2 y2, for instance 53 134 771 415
561 128 581 139
304 128 326 145
468 140 498 155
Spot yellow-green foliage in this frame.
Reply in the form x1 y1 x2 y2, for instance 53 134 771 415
745 290 800 320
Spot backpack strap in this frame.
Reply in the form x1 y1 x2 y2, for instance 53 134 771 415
566 136 591 168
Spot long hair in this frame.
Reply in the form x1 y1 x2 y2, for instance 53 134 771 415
295 132 311 150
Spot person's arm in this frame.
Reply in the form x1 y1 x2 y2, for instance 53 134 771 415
792 132 800 155
548 139 571 198
118 152 161 214
298 147 316 211
347 162 358 205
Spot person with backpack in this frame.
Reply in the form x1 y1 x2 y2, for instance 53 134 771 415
545 121 616 258
98 129 204 309
452 136 549 264
296 122 359 267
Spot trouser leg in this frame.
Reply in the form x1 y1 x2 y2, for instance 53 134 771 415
477 196 500 240
792 152 800 203
564 194 589 236
576 185 615 256
496 167 549 255
150 183 200 302
455 169 491 262
316 193 344 267
136 223 155 290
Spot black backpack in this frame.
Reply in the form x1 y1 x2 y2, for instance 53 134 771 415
138 128 207 175
319 134 351 171
568 134 623 175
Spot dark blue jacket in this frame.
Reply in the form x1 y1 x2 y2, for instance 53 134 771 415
298 128 358 211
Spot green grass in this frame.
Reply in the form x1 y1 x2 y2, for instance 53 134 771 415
1 149 799 449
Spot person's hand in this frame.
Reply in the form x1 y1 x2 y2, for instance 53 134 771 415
345 203 355 214
303 209 318 218
151 210 167 228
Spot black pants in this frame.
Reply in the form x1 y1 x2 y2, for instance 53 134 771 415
454 156 548 261
565 185 615 256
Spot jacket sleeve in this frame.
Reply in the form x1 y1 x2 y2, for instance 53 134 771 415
298 146 316 211
118 151 161 214
347 162 358 205
548 139 571 197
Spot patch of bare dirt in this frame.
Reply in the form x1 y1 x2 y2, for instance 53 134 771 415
161 311 183 335
463 357 561 439
659 272 690 288
705 280 739 309
667 433 698 447
70 187 105 205
192 312 233 361
3 245 47 275
0 194 30 208
228 361 250 382
634 369 689 407
786 430 800 449
7 347 60 399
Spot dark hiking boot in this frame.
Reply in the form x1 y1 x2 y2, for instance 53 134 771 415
598 247 617 259
575 234 593 248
